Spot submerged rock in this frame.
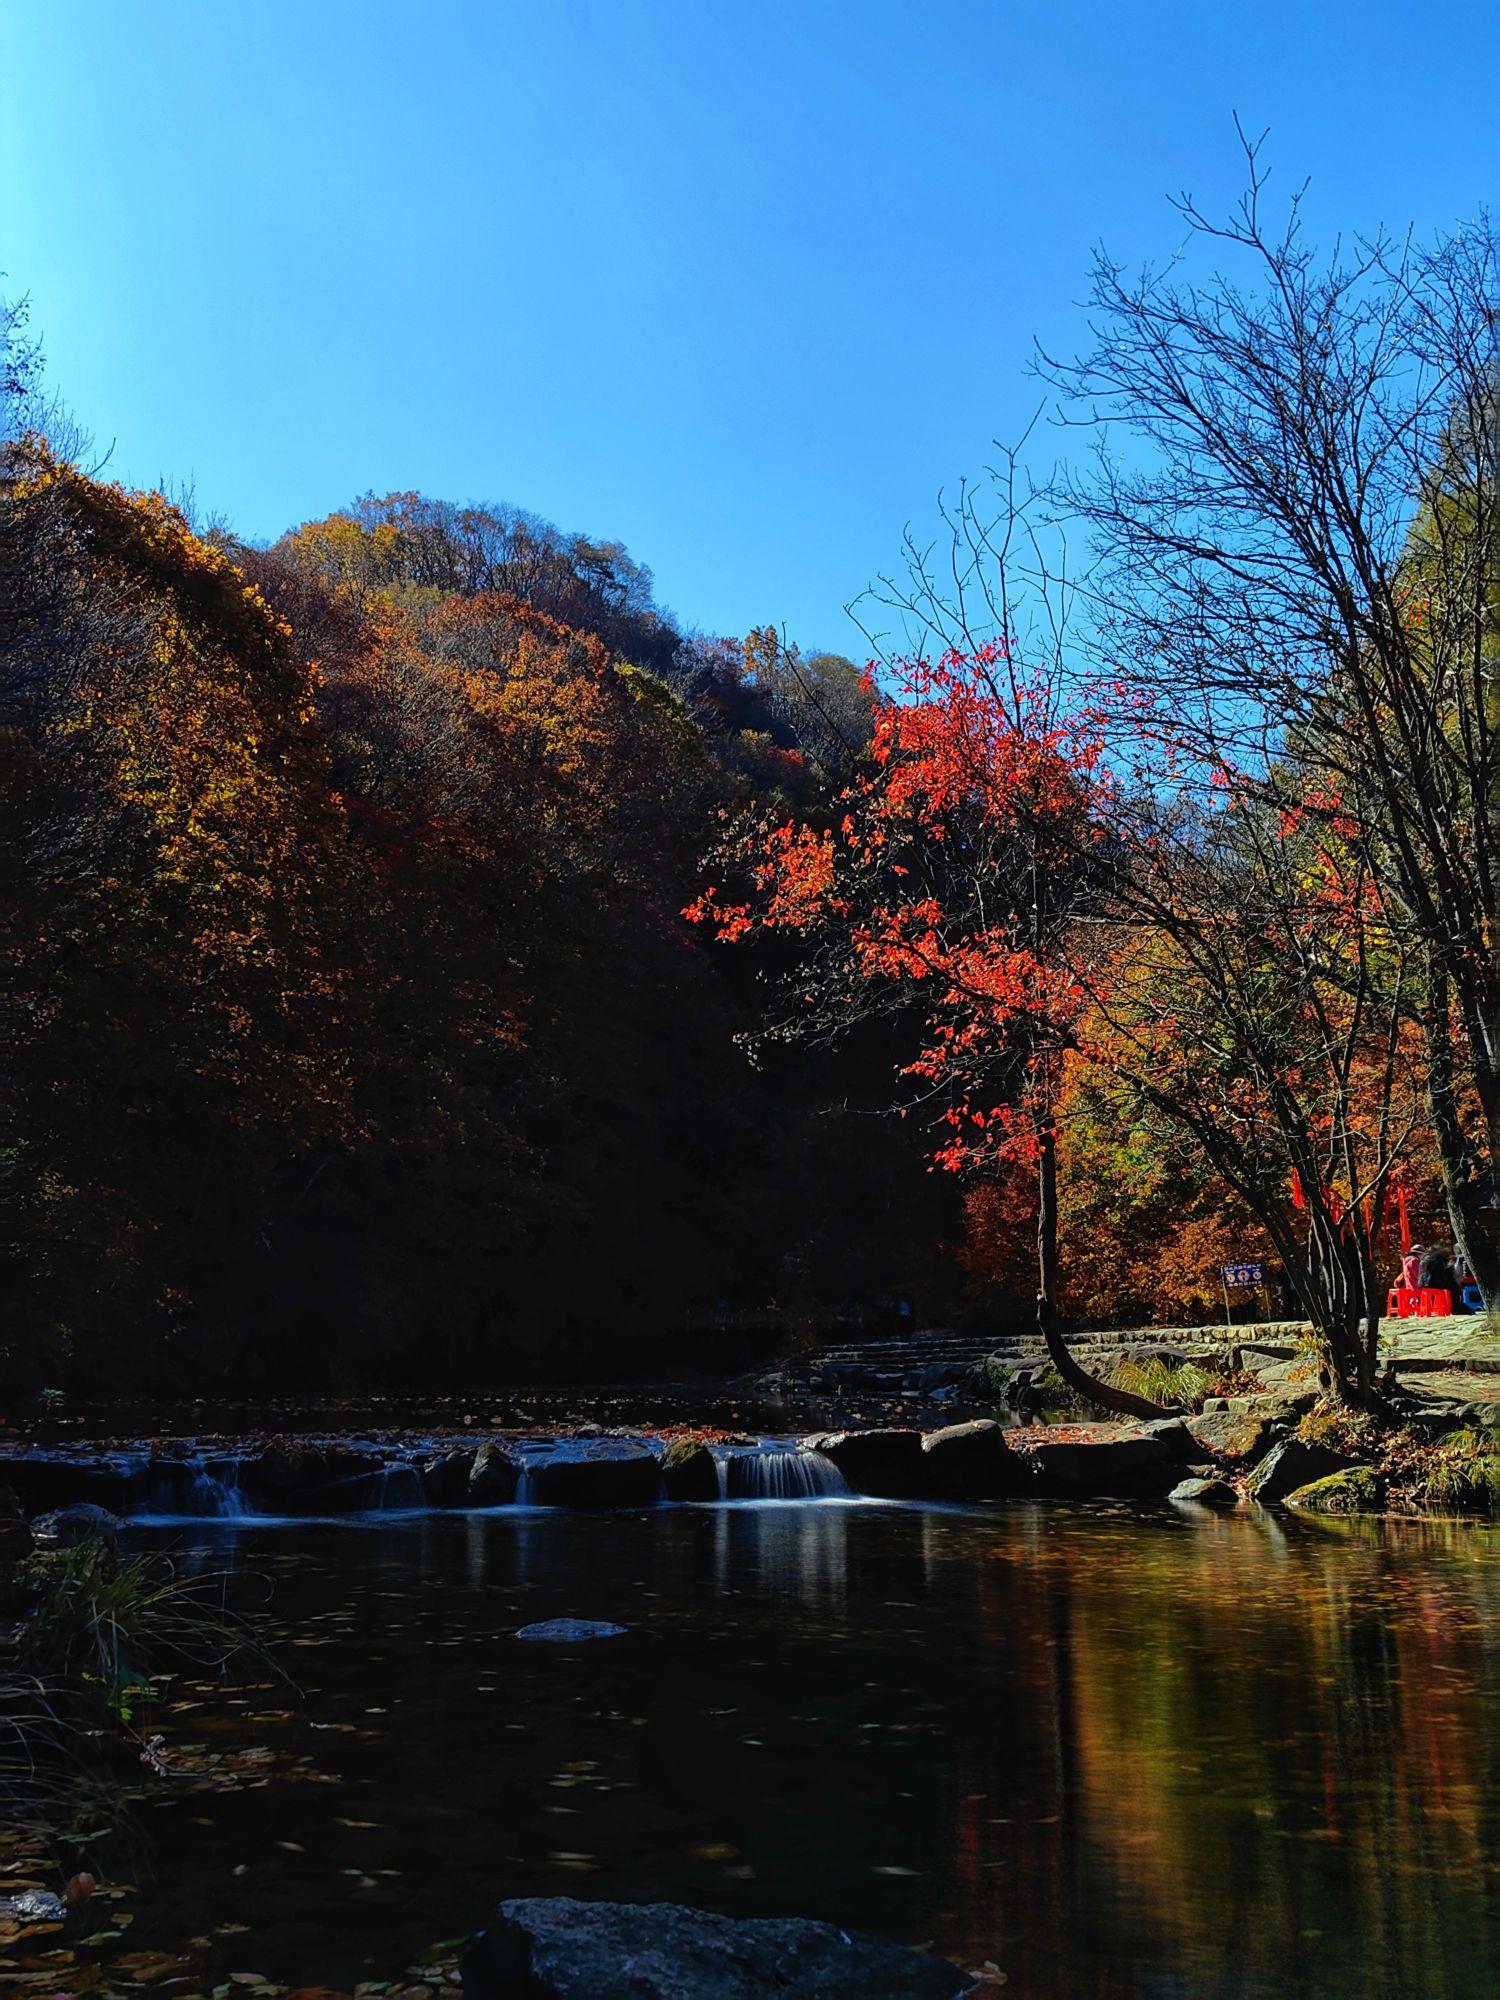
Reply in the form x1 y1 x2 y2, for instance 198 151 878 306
0 1887 67 1923
920 1420 1026 1499
516 1620 628 1643
659 1439 721 1501
810 1428 926 1497
1245 1438 1357 1507
461 1896 975 1998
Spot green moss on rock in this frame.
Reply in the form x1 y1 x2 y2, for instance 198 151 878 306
1286 1467 1385 1514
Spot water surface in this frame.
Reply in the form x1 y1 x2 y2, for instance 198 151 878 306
110 1502 1497 1997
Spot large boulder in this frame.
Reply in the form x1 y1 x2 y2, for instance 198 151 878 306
659 1439 721 1502
461 1897 974 1998
1246 1437 1357 1507
528 1442 662 1508
469 1442 522 1506
809 1428 926 1497
920 1420 1027 1499
1022 1425 1185 1498
1185 1410 1276 1463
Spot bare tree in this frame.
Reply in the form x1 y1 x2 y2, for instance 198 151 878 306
1038 131 1500 1298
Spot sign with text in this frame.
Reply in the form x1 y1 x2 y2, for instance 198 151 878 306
1221 1262 1264 1288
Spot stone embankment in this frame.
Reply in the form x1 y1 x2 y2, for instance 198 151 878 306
754 1317 1500 1407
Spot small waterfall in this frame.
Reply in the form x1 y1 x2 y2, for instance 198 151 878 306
713 1449 729 1501
725 1446 848 1501
515 1467 539 1506
188 1457 249 1518
373 1461 424 1512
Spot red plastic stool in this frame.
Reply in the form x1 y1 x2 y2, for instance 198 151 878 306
1389 1287 1421 1318
1418 1288 1453 1317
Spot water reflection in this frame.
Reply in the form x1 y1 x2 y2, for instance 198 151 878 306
119 1505 1498 1999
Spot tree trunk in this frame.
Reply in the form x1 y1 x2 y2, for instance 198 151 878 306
1034 1126 1174 1422
1424 951 1500 1305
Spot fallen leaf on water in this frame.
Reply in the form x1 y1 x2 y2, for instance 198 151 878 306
114 1948 190 1981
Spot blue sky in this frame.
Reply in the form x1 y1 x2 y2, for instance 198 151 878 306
2 1 1493 654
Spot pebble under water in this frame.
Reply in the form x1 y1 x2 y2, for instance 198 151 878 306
47 1501 1500 1996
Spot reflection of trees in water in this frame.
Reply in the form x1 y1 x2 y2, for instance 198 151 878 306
960 1512 1500 1999
138 1510 1496 1997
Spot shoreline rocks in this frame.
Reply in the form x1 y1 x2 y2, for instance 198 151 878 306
1245 1437 1355 1506
0 1412 1412 1517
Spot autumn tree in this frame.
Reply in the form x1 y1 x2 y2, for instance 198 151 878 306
2 436 351 1381
1041 137 1500 1300
691 643 1175 1418
694 625 1425 1406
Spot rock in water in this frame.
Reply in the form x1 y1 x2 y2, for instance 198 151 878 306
469 1441 522 1505
31 1501 121 1546
515 1619 628 1642
462 1897 975 1997
1169 1476 1241 1508
1023 1428 1183 1498
809 1428 926 1497
1245 1438 1356 1506
1285 1466 1386 1513
529 1442 662 1508
659 1439 721 1501
920 1420 1027 1499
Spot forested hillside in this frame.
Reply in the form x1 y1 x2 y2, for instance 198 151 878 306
4 313 983 1392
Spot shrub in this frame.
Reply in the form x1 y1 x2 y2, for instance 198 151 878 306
1108 1357 1218 1411
1419 1431 1500 1515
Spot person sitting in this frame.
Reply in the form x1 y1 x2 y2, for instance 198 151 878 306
1418 1243 1459 1299
1401 1244 1424 1292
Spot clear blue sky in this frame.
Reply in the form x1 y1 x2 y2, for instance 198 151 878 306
2 1 1493 653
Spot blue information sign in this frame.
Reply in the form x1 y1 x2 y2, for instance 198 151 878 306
1221 1262 1264 1288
